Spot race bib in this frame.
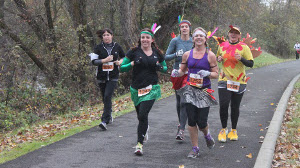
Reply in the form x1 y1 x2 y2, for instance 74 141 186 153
138 85 152 97
189 73 203 88
102 62 114 71
227 80 240 92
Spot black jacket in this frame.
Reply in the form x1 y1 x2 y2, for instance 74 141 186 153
93 42 125 80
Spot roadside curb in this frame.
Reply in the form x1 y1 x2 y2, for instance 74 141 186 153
254 73 300 168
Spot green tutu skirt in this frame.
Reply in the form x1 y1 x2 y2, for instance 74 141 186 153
130 84 161 106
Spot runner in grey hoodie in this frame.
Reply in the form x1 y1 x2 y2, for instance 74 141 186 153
165 20 193 141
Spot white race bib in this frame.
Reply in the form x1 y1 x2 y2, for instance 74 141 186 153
102 62 114 71
138 85 152 97
189 73 203 88
227 80 240 92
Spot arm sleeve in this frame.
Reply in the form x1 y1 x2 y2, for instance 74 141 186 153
165 39 176 61
241 45 254 67
160 61 167 73
240 57 254 68
120 57 132 72
92 45 103 66
92 59 102 66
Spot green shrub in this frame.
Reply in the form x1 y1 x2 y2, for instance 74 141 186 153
0 82 89 131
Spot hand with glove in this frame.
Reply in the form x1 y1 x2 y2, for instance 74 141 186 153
155 62 163 71
89 53 99 61
175 49 184 57
197 70 211 78
171 69 180 77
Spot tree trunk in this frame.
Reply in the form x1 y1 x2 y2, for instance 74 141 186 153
119 0 139 49
154 1 192 48
13 0 47 43
44 0 60 79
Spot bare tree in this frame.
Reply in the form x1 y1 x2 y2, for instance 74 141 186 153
119 0 139 49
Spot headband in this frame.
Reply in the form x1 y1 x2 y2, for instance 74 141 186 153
140 31 154 37
193 30 206 37
179 20 191 27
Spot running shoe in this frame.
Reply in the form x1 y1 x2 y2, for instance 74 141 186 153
228 129 238 141
187 146 200 158
218 128 228 142
204 133 215 149
99 122 107 131
134 142 143 156
176 124 180 137
144 125 149 143
176 129 184 141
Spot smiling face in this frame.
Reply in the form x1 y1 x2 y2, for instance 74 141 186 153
192 29 207 47
102 31 113 44
228 30 241 43
180 23 190 36
140 33 154 48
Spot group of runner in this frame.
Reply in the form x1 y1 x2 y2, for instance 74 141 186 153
89 19 254 158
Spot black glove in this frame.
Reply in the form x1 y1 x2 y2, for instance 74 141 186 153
155 62 163 71
134 56 143 65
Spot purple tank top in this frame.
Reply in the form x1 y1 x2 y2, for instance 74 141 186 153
187 49 211 88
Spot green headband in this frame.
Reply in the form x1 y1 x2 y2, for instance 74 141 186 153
140 31 154 37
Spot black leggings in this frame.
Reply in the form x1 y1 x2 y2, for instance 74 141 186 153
135 99 155 144
218 88 244 129
186 104 210 129
99 81 118 124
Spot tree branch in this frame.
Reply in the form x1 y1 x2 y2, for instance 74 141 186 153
0 19 56 86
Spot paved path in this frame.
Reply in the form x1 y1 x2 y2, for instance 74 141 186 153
1 60 300 168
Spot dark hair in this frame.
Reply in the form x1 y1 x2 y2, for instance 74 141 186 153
179 20 192 37
131 28 164 55
96 28 113 40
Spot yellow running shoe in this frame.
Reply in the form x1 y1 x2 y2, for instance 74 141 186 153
228 129 238 141
218 128 228 142
134 142 143 156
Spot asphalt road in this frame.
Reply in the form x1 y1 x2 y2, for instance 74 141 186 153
1 60 300 168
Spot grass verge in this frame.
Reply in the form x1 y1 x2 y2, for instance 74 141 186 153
272 80 300 167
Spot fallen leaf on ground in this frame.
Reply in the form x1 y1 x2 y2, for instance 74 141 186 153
246 153 252 158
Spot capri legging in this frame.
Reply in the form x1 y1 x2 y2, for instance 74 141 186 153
186 104 210 129
218 88 244 129
135 99 155 144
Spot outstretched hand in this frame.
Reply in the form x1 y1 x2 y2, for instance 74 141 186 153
171 69 180 77
176 49 184 57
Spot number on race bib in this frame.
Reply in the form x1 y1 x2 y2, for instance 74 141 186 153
138 85 152 97
227 80 240 92
102 62 114 71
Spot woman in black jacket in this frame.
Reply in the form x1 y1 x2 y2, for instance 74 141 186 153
90 28 125 130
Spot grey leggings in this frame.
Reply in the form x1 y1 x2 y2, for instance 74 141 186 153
175 91 188 130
